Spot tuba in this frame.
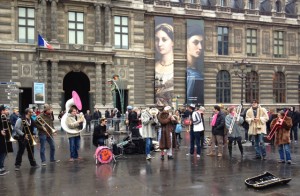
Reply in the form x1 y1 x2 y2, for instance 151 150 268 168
149 108 159 116
61 91 86 134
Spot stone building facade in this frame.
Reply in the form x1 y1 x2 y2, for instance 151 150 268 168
0 0 299 115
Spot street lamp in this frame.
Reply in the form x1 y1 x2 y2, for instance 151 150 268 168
233 59 252 106
109 74 125 116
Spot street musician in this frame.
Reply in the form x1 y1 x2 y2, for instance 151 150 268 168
0 105 13 176
270 111 293 164
246 100 269 160
35 104 60 166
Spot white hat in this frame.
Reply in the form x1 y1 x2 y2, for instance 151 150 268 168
199 106 206 111
189 104 195 108
164 106 172 111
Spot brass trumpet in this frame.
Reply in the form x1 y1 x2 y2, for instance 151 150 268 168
1 114 16 142
36 116 57 134
22 120 37 146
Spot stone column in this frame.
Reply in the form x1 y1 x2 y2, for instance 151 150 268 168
50 0 58 42
41 61 48 102
95 62 103 107
95 4 102 44
40 0 47 35
51 60 60 113
104 5 111 47
105 63 113 107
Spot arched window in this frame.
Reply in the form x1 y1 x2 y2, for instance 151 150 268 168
275 0 281 12
245 71 259 103
216 70 231 103
273 72 286 103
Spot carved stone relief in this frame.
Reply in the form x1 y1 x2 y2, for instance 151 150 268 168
262 31 270 54
234 29 242 53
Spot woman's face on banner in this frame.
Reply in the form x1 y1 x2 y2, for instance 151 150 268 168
187 35 203 58
155 30 174 56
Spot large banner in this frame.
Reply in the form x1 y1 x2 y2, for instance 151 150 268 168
186 19 204 105
154 16 174 106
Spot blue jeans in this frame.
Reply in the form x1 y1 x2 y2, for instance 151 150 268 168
145 138 152 156
189 129 195 154
278 144 291 161
39 134 55 162
190 131 201 155
254 134 266 157
97 138 105 146
0 152 6 169
69 136 80 159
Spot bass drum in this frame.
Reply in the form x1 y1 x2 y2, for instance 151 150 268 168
95 146 114 164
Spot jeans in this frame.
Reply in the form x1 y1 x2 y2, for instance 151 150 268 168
69 136 80 159
278 144 291 161
145 138 152 156
97 138 105 146
0 152 6 169
190 131 201 155
254 134 266 157
39 134 55 162
114 121 120 132
86 122 91 132
290 125 298 141
189 129 195 154
228 137 243 155
15 139 37 166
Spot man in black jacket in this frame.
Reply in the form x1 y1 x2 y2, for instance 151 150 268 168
289 106 300 143
207 105 225 157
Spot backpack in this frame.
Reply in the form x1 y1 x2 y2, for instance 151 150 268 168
117 111 121 118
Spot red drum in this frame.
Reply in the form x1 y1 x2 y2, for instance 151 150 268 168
95 146 113 164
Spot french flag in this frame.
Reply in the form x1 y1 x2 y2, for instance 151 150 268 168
38 34 54 50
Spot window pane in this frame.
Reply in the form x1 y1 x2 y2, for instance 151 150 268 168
18 27 26 42
252 30 256 36
115 34 121 48
224 28 228 34
122 17 128 25
27 8 34 18
114 26 120 33
77 23 84 30
253 45 256 53
19 8 26 17
28 27 34 43
218 27 222 34
77 31 84 44
224 42 228 55
279 46 283 54
218 36 222 42
28 19 34 26
247 45 251 53
114 16 120 25
69 30 75 44
69 22 75 29
77 13 84 22
122 27 128 33
19 19 26 25
122 34 128 48
247 30 250 36
223 35 228 42
247 38 251 43
253 39 256 43
69 12 75 21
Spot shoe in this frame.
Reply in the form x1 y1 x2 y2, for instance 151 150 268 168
31 164 40 168
69 158 75 162
167 155 174 160
196 154 200 158
0 170 9 176
217 153 222 157
287 160 292 164
262 156 266 160
50 160 60 163
278 160 285 163
254 156 261 160
206 152 216 156
146 155 151 160
15 165 20 171
42 162 47 166
161 155 164 160
186 153 192 156
295 141 298 144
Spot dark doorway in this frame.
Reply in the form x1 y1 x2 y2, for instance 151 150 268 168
63 71 90 113
115 90 128 115
19 88 32 115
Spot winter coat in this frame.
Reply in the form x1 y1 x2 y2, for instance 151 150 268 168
158 111 177 149
140 110 157 138
211 112 225 136
35 112 55 136
225 114 244 138
66 114 81 138
246 106 269 135
271 116 293 145
93 125 108 147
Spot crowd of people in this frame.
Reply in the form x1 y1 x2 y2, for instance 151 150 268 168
1 100 299 177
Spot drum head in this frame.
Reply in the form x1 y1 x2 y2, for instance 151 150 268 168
96 146 113 164
72 91 82 110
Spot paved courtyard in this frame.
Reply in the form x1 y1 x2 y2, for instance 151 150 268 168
0 129 299 196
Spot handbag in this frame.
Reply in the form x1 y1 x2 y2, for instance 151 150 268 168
175 124 182 133
183 118 191 126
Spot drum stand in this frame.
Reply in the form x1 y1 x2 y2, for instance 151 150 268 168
114 145 127 160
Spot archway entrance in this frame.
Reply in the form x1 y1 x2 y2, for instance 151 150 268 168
63 71 90 113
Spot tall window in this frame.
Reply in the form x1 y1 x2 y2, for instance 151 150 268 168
68 12 84 44
246 29 257 57
275 0 281 12
273 72 286 103
245 71 259 103
114 16 129 49
18 7 35 44
274 31 284 58
216 70 231 103
248 0 255 9
220 0 226 6
218 27 229 55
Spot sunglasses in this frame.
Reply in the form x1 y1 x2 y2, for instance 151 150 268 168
104 121 107 123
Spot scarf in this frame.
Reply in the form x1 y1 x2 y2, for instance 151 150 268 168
211 113 218 126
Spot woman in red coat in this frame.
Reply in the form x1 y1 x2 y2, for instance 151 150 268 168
270 111 293 164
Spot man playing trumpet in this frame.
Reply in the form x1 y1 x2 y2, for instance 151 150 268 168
35 104 60 166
